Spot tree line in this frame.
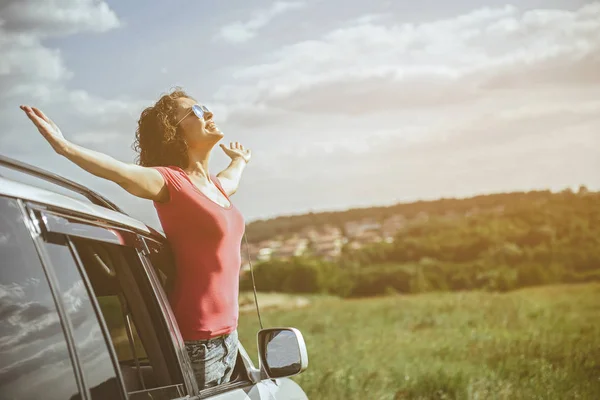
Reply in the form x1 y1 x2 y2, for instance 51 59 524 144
241 187 599 297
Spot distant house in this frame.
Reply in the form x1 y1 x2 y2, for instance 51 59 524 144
272 238 309 260
344 218 381 239
257 247 274 261
240 245 275 263
356 230 383 245
311 234 344 260
245 216 403 263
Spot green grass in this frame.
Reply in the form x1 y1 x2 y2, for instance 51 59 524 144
237 283 600 400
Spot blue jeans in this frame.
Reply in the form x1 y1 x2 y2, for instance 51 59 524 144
184 329 239 390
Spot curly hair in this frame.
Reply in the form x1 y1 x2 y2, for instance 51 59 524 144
132 88 195 168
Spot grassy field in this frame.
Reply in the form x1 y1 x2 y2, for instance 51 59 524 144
237 283 600 400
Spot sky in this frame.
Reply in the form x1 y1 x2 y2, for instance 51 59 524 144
0 0 598 231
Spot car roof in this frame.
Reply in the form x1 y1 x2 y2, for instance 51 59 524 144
0 175 154 236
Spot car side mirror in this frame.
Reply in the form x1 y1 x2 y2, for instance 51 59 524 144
257 327 308 379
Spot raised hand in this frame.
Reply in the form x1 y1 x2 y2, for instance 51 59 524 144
20 105 69 155
219 141 251 164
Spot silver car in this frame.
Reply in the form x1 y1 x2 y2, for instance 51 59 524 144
0 155 309 400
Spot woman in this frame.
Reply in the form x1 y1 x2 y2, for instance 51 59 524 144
19 88 251 390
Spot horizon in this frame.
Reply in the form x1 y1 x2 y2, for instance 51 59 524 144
0 154 586 225
245 182 591 223
1 0 598 231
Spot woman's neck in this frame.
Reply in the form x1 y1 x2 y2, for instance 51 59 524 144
185 149 211 179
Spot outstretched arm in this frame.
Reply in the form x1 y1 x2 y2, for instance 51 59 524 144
20 105 168 202
217 141 251 196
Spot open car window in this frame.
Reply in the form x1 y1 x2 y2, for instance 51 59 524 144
143 238 176 296
69 238 186 399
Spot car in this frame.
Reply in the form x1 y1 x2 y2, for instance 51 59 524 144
0 154 309 400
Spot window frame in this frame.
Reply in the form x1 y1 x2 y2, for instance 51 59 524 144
136 237 200 392
24 201 194 398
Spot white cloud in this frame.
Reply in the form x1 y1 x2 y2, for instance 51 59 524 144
216 2 600 115
0 283 25 305
0 1 149 160
217 1 305 43
71 131 124 145
0 0 120 37
0 0 122 106
65 90 147 118
0 32 71 104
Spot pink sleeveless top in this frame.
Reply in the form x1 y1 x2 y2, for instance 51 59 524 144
151 166 245 340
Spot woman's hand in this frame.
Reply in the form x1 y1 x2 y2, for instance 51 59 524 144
20 105 70 155
219 141 251 164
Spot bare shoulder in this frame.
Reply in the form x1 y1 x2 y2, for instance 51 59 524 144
120 164 168 202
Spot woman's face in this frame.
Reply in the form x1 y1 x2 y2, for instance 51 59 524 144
175 97 223 147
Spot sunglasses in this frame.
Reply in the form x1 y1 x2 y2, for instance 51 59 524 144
175 104 211 126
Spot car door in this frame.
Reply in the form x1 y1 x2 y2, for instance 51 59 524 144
140 236 308 400
31 213 128 399
24 203 194 399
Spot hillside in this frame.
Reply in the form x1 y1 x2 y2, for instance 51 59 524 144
245 187 593 242
241 186 600 297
